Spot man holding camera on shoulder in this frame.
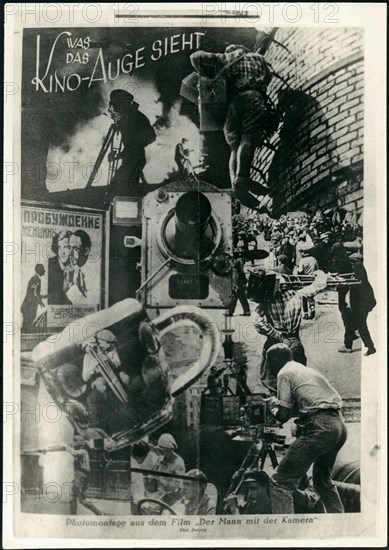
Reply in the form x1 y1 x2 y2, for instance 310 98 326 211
252 269 328 382
264 343 347 514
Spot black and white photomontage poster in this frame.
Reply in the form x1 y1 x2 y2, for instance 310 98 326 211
3 3 387 548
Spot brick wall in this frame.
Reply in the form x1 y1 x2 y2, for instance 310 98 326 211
253 28 364 217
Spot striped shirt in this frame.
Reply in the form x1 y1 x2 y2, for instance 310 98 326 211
191 47 272 94
253 272 327 339
223 50 272 93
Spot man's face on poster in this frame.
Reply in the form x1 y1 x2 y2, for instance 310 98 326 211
58 237 70 265
69 232 90 268
69 234 82 266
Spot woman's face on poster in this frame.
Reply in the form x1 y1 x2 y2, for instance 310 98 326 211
58 237 70 265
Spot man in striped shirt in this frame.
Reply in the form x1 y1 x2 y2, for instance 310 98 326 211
252 270 327 384
190 33 277 211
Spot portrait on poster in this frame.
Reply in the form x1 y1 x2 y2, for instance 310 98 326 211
3 3 387 548
21 203 104 329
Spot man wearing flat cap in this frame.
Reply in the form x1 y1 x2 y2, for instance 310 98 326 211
108 89 156 196
252 269 328 383
154 433 186 506
225 470 272 514
176 469 216 515
338 253 376 356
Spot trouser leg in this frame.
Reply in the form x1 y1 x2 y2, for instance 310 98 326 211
233 138 267 209
237 288 250 314
270 434 320 513
312 452 345 513
290 338 307 365
338 287 349 312
259 347 267 380
270 414 346 514
229 149 237 185
312 419 347 513
228 294 238 316
111 157 145 196
236 139 256 180
354 309 374 349
308 297 316 317
343 307 355 349
70 480 80 515
338 288 354 348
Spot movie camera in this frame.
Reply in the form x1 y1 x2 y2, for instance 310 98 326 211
243 396 280 429
247 269 361 302
138 181 233 309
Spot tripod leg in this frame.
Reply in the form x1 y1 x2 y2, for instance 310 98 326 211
268 448 279 469
87 125 115 187
259 448 267 470
111 158 119 183
236 378 252 396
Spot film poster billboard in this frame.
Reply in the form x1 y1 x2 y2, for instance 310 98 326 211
21 202 105 330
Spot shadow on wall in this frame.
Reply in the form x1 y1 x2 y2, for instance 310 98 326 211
267 89 337 213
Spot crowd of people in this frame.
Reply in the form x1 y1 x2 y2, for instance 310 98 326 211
233 208 363 272
231 208 375 357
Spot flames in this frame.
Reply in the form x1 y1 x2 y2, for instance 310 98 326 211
145 99 202 184
46 76 202 191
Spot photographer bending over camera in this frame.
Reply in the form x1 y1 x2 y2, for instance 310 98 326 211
265 344 347 514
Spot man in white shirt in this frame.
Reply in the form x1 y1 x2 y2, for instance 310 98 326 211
130 439 160 506
264 343 347 514
153 434 186 506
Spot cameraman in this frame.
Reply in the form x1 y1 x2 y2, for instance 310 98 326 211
252 270 327 379
107 89 156 196
264 344 347 514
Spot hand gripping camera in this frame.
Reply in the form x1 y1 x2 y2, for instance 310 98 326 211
139 181 233 308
